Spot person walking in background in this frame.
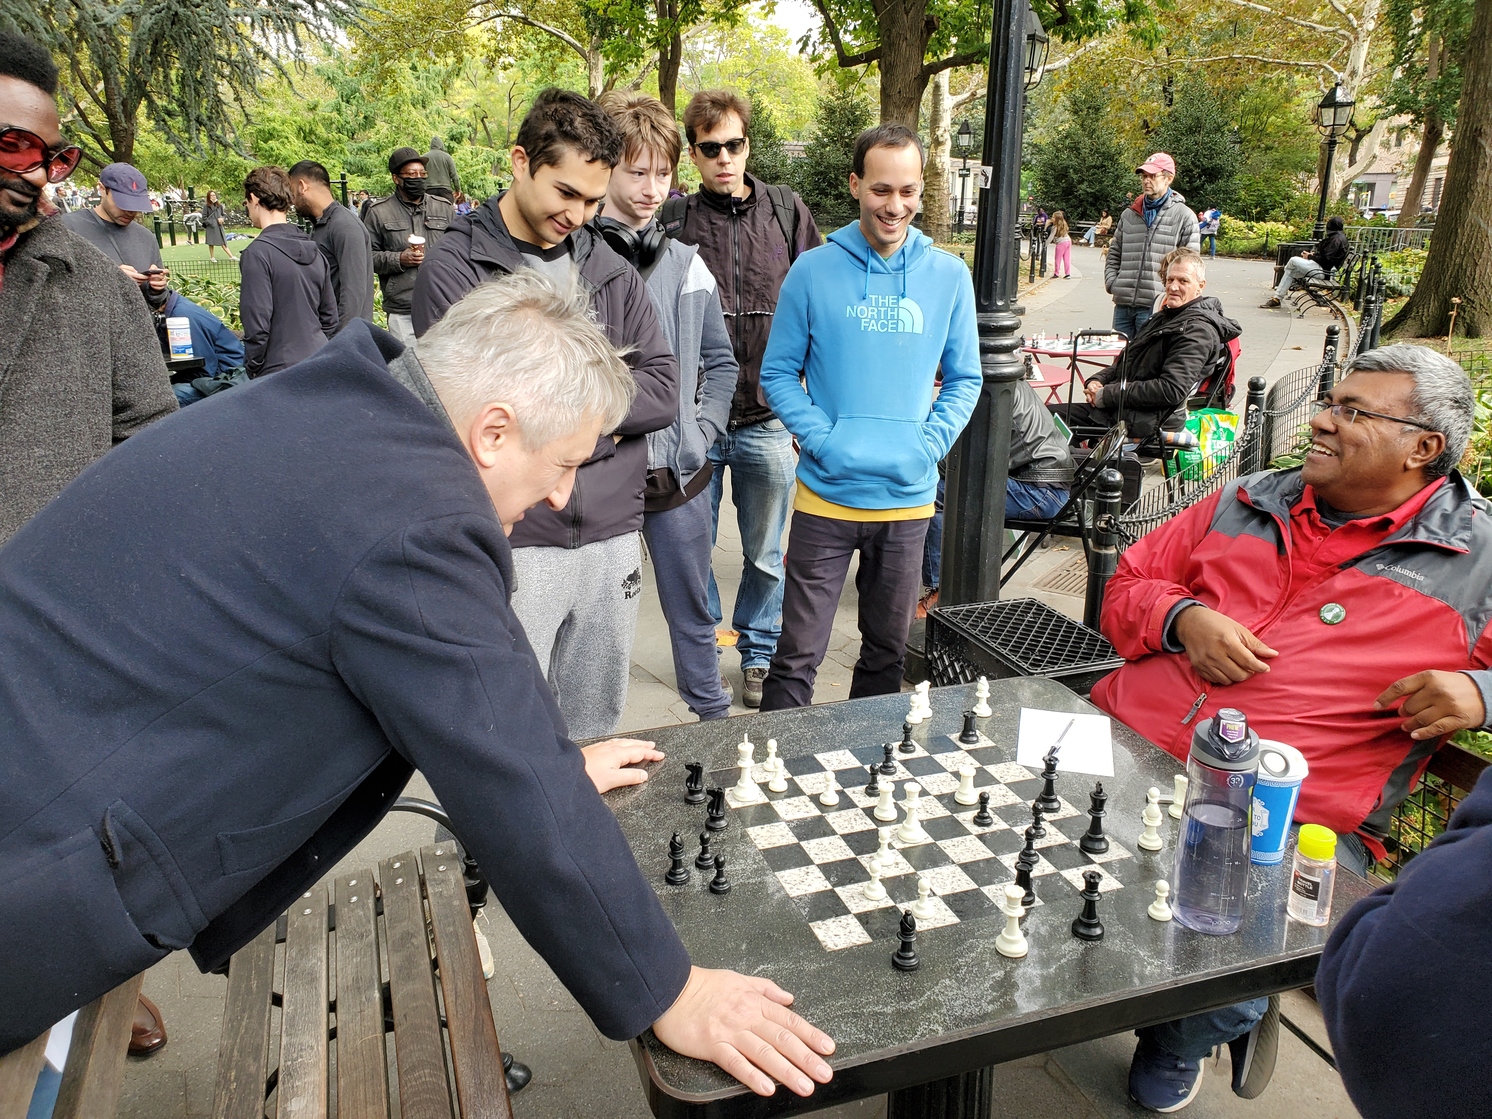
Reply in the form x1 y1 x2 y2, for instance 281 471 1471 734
423 135 461 201
201 188 233 260
59 161 170 312
1105 152 1199 338
289 159 375 332
364 147 454 343
1262 215 1348 308
1198 206 1221 258
1050 210 1072 278
239 166 337 378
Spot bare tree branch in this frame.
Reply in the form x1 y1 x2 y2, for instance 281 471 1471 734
468 10 591 61
1044 39 1099 72
808 0 881 67
1120 51 1341 74
922 47 988 79
1215 0 1351 39
951 85 985 111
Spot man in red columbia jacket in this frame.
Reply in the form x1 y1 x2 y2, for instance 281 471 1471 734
1094 344 1492 1112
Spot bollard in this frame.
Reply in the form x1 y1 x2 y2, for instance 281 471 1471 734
1084 467 1125 630
1320 326 1339 394
1242 376 1267 475
152 215 163 249
1028 223 1037 284
167 216 177 247
1368 261 1384 350
337 172 349 208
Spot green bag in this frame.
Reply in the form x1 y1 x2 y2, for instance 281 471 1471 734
1174 409 1240 481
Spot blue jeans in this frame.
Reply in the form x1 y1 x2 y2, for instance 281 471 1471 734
1112 304 1153 339
706 419 795 670
922 477 1069 591
1201 233 1217 258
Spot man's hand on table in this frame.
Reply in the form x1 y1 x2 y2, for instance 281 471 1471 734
652 966 836 1097
1375 671 1487 740
581 738 664 793
1173 604 1278 685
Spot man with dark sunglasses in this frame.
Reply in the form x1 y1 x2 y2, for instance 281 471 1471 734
59 161 170 311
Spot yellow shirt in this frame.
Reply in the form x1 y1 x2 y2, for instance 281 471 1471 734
794 483 935 523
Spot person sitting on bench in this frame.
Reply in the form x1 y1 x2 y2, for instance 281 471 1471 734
1262 215 1348 308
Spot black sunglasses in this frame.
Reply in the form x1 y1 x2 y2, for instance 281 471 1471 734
0 125 83 183
694 137 747 159
1313 399 1435 431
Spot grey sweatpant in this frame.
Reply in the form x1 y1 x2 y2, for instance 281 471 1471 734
510 533 642 739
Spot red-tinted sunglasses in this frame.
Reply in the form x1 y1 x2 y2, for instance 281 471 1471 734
0 126 83 183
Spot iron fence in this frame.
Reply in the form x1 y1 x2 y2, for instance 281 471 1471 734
1345 226 1432 252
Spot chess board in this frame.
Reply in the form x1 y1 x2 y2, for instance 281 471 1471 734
707 724 1134 952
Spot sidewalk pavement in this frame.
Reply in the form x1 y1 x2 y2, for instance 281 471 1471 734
117 255 1361 1119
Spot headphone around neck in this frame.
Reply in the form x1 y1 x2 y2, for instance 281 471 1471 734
597 216 666 271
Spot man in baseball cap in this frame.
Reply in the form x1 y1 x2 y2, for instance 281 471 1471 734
363 146 452 341
1102 150 1199 339
60 160 170 309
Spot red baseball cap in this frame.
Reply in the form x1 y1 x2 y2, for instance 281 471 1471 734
1137 152 1176 176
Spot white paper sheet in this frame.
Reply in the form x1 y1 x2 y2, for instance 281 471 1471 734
1016 708 1114 777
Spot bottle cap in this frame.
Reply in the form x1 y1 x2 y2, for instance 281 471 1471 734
1297 824 1337 862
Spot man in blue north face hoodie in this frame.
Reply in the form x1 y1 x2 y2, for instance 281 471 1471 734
757 124 980 709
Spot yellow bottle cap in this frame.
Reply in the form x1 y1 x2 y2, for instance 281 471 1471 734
1297 824 1337 862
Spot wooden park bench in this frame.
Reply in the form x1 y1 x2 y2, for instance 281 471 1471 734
0 976 142 1119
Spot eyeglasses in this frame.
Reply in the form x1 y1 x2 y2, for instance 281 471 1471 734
694 137 746 159
0 126 83 183
1313 399 1435 431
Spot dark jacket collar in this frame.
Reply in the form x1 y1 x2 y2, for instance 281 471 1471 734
696 173 762 216
468 191 626 287
13 215 91 272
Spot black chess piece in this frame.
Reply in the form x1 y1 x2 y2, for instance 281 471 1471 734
959 710 980 745
709 853 731 894
1071 869 1105 941
972 790 994 828
880 743 897 776
892 909 920 971
695 831 714 870
1034 747 1062 815
1079 782 1109 855
665 833 692 885
1015 824 1040 908
898 721 916 755
705 786 729 831
1028 803 1047 841
684 761 706 805
865 764 881 797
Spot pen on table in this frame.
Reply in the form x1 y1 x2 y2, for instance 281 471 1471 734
1050 718 1076 754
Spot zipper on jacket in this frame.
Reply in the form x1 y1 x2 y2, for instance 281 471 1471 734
1181 692 1208 725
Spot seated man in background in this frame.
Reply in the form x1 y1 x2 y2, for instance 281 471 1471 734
1262 215 1348 308
1090 343 1492 1111
161 289 246 406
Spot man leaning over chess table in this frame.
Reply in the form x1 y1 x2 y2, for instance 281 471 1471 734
1088 343 1492 1111
0 273 835 1099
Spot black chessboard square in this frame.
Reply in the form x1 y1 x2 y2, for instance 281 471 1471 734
841 829 887 856
901 756 947 779
942 888 1000 921
728 803 779 828
786 815 837 842
784 755 826 777
994 802 1039 829
961 858 1014 888
862 905 913 941
923 815 970 842
849 743 886 766
898 843 954 872
818 858 869 889
1039 844 1094 873
759 844 814 873
922 735 962 755
794 890 853 924
883 876 926 906
979 830 1025 857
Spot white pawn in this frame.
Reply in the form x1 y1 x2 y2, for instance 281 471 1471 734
818 771 841 807
766 740 789 793
897 783 931 845
1148 880 1174 922
995 883 1028 958
874 780 899 822
1137 787 1165 852
906 691 927 725
910 876 938 921
863 862 888 901
763 737 781 776
1169 774 1188 820
871 826 895 871
954 765 979 806
973 676 992 719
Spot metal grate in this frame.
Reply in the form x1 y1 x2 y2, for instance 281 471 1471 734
1377 745 1490 879
1030 551 1089 597
926 598 1121 696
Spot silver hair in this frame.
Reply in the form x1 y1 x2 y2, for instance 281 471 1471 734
1158 246 1205 283
415 269 636 446
1343 344 1474 478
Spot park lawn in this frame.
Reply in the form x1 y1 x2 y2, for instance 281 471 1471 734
158 227 256 263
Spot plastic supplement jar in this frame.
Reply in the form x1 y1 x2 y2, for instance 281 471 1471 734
1287 824 1338 927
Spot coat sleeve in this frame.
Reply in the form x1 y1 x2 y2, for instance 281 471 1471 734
108 268 177 440
610 265 680 437
1099 488 1226 660
328 514 693 1040
317 261 340 337
1103 324 1215 414
238 247 272 378
923 265 982 462
1104 219 1123 293
1318 767 1492 1119
326 220 363 331
365 207 406 278
758 260 834 454
695 267 737 449
1179 207 1201 252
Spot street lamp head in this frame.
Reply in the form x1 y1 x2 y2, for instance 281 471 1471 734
1024 6 1049 89
1313 81 1355 139
956 119 974 156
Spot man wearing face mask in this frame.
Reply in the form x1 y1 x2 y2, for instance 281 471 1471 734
363 148 453 343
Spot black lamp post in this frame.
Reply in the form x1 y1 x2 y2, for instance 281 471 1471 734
955 119 973 234
938 0 1048 613
1311 80 1355 239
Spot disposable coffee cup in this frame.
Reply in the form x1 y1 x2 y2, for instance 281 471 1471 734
407 234 425 249
1251 740 1308 865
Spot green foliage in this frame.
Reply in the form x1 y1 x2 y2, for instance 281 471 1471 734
1148 79 1241 212
1230 80 1321 221
1383 0 1476 128
1030 86 1131 221
745 94 795 189
1458 384 1492 498
789 86 874 231
681 21 821 137
174 274 242 332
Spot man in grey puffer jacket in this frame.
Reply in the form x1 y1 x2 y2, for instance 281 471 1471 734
598 91 737 720
1105 152 1200 339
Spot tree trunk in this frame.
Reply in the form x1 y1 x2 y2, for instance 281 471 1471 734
877 0 931 127
657 31 683 115
1386 0 1492 339
922 70 952 241
587 34 605 98
1396 111 1443 227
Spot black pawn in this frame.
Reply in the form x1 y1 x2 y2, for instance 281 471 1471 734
892 909 920 971
959 710 980 745
971 790 994 828
1079 782 1109 855
709 853 731 894
665 832 692 885
1035 747 1062 815
695 830 715 870
1071 869 1104 941
865 764 881 797
898 721 917 754
1028 803 1047 841
880 743 897 776
705 786 729 831
684 761 706 805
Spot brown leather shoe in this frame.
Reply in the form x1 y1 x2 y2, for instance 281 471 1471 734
129 994 167 1056
915 588 940 620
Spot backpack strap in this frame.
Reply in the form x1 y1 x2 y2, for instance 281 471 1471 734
763 182 801 262
660 195 690 237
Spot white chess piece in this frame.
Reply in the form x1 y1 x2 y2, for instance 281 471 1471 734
1169 774 1188 820
906 692 926 726
954 765 978 806
1148 880 1174 922
728 737 761 805
874 781 899 822
818 771 841 807
863 862 888 901
910 876 937 921
765 740 789 792
1137 787 1165 852
914 681 932 722
871 826 895 871
973 676 992 719
764 738 781 776
896 783 931 845
995 883 1028 958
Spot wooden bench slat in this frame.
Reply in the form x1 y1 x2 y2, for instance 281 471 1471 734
335 874 390 1119
422 848 512 1119
52 974 143 1119
279 886 330 1119
379 853 454 1119
0 1030 50 1119
213 922 278 1119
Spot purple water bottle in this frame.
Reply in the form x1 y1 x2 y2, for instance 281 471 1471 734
1171 708 1260 934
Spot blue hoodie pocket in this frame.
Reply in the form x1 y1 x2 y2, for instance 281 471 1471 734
816 415 936 489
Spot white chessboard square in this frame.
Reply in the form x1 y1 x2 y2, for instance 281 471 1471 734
902 792 949 820
916 771 959 797
747 822 799 849
982 783 1026 808
810 914 873 951
834 882 897 914
726 784 768 808
1043 797 1083 822
775 865 833 897
801 835 857 864
945 732 997 750
938 835 998 863
859 850 915 877
1058 864 1125 893
845 785 878 809
988 762 1038 783
998 851 1061 877
792 770 834 797
1086 840 1134 864
888 739 930 759
908 894 962 929
983 882 1041 908
955 809 1010 835
1033 825 1070 850
814 750 863 772
933 750 979 772
920 864 980 895
772 796 821 821
825 807 879 835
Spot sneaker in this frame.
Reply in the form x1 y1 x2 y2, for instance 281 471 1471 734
742 666 767 708
1228 995 1280 1100
1259 298 1282 308
1128 1036 1205 1113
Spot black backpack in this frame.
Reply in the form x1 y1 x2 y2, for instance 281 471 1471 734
660 182 802 262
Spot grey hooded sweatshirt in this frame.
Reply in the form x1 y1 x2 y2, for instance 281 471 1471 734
423 136 461 194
